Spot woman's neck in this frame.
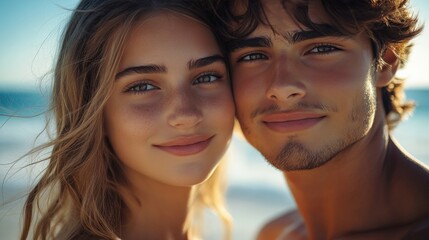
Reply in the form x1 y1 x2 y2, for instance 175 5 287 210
120 174 193 240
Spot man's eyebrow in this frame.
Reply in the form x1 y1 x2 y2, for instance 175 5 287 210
188 54 226 70
228 24 345 52
287 24 346 43
115 65 166 80
228 37 272 52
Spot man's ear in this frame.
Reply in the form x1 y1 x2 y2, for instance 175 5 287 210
376 48 399 87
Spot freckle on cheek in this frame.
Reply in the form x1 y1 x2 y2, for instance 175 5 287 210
195 94 215 106
131 103 160 119
127 104 161 133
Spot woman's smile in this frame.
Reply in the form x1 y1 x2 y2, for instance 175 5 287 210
153 135 214 156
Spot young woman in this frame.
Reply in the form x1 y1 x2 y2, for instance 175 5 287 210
20 0 234 239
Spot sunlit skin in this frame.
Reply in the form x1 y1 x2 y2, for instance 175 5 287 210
103 11 234 239
231 6 376 172
229 0 429 239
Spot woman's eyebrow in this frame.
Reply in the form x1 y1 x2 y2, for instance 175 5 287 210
188 54 226 70
115 55 225 80
115 64 166 80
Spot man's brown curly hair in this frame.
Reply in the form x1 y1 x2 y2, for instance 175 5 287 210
208 0 423 130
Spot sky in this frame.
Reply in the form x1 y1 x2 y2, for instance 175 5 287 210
0 0 428 90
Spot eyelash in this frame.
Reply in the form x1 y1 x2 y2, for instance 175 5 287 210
237 52 268 63
236 42 341 62
193 72 223 85
124 81 158 94
306 43 341 55
123 72 223 94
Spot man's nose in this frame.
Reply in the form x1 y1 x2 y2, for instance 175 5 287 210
265 56 306 102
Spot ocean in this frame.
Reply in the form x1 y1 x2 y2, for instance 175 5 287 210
1 88 428 239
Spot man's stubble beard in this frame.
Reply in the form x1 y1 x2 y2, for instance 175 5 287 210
242 87 377 172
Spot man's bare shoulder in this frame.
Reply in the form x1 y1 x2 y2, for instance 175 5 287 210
402 215 429 240
257 209 306 240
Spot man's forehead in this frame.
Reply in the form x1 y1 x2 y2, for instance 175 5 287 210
230 0 283 15
231 0 335 35
231 0 331 24
229 0 248 15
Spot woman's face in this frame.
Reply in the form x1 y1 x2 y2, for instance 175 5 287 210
104 11 234 188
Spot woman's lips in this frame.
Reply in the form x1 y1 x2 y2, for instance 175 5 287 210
262 112 325 133
153 135 213 156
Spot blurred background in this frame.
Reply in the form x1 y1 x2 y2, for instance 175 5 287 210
1 1 428 239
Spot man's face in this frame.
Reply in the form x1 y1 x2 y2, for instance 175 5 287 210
230 0 378 171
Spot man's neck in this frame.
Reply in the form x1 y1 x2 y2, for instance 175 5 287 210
283 115 398 238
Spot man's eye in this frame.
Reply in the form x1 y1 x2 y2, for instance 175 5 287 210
238 53 268 62
126 82 158 93
307 45 340 54
193 74 221 84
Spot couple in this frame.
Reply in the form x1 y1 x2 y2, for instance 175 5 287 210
20 0 429 239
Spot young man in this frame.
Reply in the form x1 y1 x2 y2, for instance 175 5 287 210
211 0 429 239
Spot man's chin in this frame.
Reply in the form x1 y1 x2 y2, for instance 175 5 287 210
262 143 333 172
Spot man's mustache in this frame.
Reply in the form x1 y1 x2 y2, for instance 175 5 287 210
250 102 338 119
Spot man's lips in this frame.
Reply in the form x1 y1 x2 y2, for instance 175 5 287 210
153 135 213 156
262 112 325 132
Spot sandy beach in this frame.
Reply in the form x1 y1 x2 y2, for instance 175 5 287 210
1 89 428 239
0 185 28 240
1 184 294 240
0 130 297 240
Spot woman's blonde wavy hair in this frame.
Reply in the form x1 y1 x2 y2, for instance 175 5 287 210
20 0 231 239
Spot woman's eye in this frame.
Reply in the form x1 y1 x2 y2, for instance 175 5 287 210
193 74 221 84
238 53 268 62
126 82 158 93
307 45 340 54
